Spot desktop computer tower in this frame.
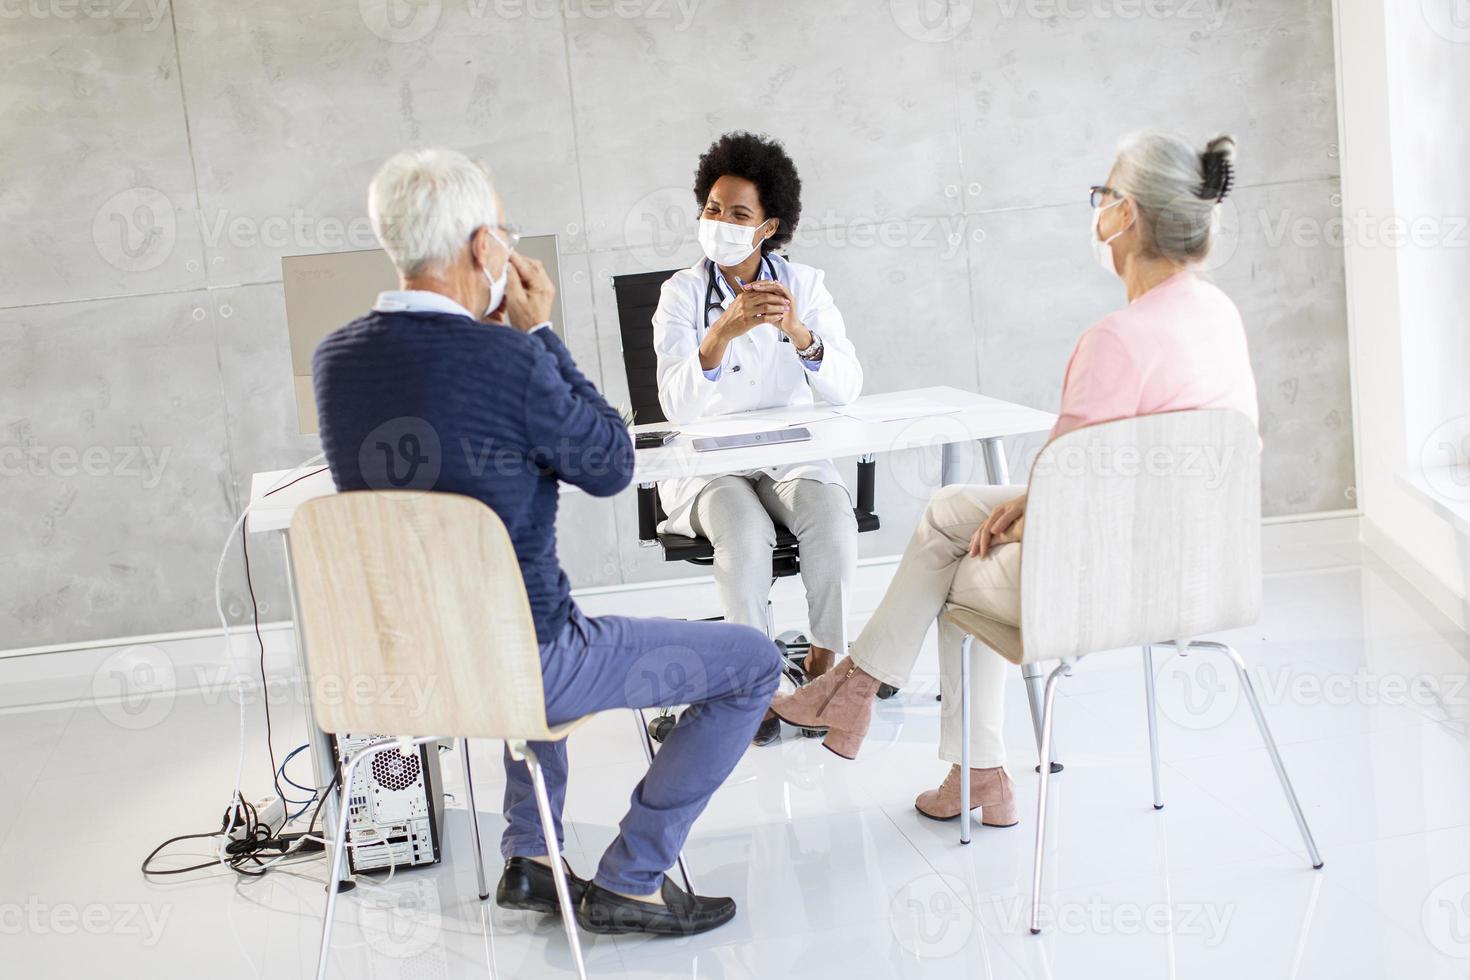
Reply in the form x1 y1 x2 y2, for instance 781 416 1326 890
333 733 445 874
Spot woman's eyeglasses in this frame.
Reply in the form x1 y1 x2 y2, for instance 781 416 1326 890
1088 186 1120 209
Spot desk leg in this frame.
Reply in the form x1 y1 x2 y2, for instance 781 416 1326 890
981 437 1010 486
282 531 338 829
941 441 962 488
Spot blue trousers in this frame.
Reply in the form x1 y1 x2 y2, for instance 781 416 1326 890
501 606 781 895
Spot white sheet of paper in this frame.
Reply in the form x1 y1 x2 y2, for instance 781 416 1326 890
681 408 839 438
836 397 963 424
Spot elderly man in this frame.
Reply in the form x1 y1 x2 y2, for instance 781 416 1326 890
312 147 779 937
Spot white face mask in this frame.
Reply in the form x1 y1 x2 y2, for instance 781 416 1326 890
1091 197 1131 278
482 228 511 317
698 217 771 267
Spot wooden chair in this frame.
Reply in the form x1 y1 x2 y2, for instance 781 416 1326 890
289 490 605 979
941 410 1323 934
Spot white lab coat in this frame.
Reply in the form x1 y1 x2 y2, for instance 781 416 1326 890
652 252 864 536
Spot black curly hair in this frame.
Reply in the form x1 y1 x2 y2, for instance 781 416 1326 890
693 131 802 253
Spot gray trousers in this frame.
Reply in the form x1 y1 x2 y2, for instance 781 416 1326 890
689 475 858 651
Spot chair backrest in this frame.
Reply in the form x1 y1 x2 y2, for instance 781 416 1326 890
287 490 553 739
611 269 682 425
1018 409 1262 663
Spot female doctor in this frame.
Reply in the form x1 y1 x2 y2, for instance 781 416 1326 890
652 132 864 745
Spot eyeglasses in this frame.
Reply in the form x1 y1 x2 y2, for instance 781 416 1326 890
477 224 522 250
1088 186 1121 209
493 223 522 250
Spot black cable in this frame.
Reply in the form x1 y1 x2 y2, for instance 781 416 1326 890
240 521 285 804
263 466 328 498
308 769 341 838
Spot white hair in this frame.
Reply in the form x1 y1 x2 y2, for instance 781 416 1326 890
368 147 500 279
1111 131 1237 264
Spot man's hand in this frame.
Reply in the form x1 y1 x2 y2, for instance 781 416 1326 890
500 252 556 331
742 280 813 350
969 493 1028 559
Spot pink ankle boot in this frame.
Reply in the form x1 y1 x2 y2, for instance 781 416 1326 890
768 657 883 759
914 765 1018 827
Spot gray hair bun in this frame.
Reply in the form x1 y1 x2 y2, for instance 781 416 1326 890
1199 135 1237 203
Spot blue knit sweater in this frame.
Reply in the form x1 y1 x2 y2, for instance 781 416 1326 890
313 310 633 643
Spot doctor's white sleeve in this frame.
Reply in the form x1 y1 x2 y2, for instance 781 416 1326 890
652 278 719 425
801 269 864 406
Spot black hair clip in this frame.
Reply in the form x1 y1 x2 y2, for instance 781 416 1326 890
1200 153 1234 203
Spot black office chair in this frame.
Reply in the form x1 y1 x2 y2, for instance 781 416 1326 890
611 268 896 741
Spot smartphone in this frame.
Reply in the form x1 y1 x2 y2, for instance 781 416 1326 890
635 430 678 450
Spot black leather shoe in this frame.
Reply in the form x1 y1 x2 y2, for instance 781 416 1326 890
752 715 781 746
576 876 737 936
495 857 589 914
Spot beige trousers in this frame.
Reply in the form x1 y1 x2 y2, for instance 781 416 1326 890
850 483 1026 769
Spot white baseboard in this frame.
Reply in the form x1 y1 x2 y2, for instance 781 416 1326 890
1361 517 1469 632
0 513 1422 712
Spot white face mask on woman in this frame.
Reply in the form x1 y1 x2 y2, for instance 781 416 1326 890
698 217 771 267
1090 197 1131 278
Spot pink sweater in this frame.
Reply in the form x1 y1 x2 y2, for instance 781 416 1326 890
1052 272 1258 439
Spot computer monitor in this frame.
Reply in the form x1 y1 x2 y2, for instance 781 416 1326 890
280 235 565 434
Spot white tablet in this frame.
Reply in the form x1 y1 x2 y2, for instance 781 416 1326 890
691 427 813 453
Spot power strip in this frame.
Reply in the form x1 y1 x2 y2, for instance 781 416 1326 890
223 795 288 843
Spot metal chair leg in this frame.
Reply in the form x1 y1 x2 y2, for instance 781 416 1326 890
1196 641 1324 869
960 634 972 845
1029 663 1070 935
1141 646 1164 810
523 744 590 980
1022 662 1063 774
461 737 490 899
981 436 1010 485
632 709 697 894
317 736 439 980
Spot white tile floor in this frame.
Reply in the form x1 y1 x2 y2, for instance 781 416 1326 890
6 537 1470 978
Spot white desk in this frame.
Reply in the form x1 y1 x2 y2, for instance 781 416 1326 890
632 386 1054 486
248 386 1057 532
249 385 1057 822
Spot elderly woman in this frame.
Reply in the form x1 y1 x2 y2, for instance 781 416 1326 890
772 132 1257 825
652 132 864 744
